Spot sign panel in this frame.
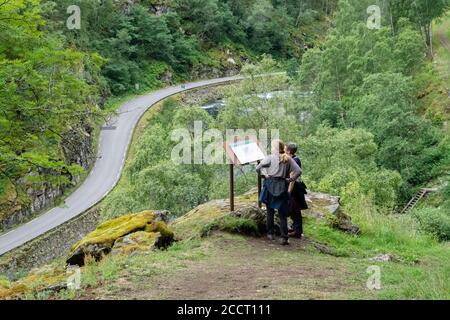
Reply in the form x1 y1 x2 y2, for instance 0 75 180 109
229 140 265 165
224 135 266 165
223 135 266 210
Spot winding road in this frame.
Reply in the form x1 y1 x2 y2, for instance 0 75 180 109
0 75 243 256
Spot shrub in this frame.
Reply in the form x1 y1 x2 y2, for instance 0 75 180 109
201 216 260 237
412 207 450 241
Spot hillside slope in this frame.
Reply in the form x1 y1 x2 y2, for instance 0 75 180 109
1 190 448 300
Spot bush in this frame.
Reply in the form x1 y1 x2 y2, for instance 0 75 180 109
201 216 260 237
412 207 450 241
443 181 450 200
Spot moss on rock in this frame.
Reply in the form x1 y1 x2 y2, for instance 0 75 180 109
112 231 160 255
66 210 174 266
0 264 67 300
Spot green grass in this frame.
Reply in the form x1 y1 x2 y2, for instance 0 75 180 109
5 216 450 300
427 14 450 130
433 16 450 84
305 214 440 261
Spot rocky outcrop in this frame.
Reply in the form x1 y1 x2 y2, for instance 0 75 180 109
0 124 94 231
173 189 360 238
231 205 266 233
66 210 174 266
60 123 95 183
0 180 64 232
189 49 242 80
303 191 360 235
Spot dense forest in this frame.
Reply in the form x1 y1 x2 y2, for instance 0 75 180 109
101 0 450 243
1 0 449 239
1 0 450 301
0 0 335 227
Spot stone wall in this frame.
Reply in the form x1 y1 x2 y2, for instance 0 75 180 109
0 208 100 279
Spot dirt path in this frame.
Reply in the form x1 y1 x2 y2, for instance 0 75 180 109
437 29 450 52
435 25 450 81
86 233 369 300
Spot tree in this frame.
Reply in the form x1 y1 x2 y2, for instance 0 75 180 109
244 0 293 55
388 0 450 51
172 0 238 44
0 0 103 192
300 125 402 210
350 73 447 198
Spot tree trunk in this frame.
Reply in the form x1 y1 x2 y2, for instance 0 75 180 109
423 22 433 56
429 23 433 56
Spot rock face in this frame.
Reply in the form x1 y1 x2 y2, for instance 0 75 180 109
189 49 242 80
231 205 266 233
0 177 66 231
0 124 94 231
60 124 95 183
66 210 174 266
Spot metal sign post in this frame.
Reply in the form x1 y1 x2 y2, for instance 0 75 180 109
229 163 234 211
257 174 262 208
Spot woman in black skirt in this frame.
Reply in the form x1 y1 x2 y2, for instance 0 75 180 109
285 143 307 238
256 140 301 245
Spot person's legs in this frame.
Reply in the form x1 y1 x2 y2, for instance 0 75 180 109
278 204 289 241
291 212 301 235
266 206 275 237
288 199 295 232
288 198 303 237
298 210 303 235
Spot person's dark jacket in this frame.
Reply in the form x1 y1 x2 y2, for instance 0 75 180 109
290 155 308 210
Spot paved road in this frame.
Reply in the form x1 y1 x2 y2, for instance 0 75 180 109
0 75 243 256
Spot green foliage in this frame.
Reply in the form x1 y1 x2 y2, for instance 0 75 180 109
172 0 243 44
305 212 436 263
299 2 450 203
244 0 293 56
345 72 448 199
132 161 211 216
300 126 402 211
201 216 260 237
0 0 103 194
0 275 10 289
40 0 336 94
412 207 450 241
